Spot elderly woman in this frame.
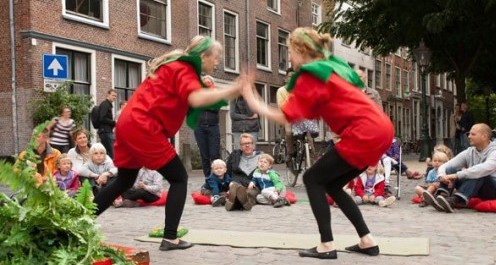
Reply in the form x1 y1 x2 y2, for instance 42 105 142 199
67 128 91 173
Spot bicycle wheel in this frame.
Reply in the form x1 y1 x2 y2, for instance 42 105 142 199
272 142 287 164
285 158 299 187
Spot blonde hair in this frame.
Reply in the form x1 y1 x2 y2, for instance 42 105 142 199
432 151 449 163
369 162 385 175
239 133 255 144
211 159 226 168
55 153 72 168
433 144 453 159
288 27 333 60
89 143 107 156
258 154 275 165
147 35 222 77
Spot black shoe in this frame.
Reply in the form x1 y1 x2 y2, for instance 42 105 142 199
159 239 193 251
211 195 225 207
422 191 445 212
436 196 455 213
273 197 285 208
298 247 337 259
345 244 379 256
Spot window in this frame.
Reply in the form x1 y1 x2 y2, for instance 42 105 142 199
385 63 391 90
374 60 382 89
441 73 446 89
114 58 143 110
403 70 409 91
312 3 321 26
411 64 418 91
367 69 373 88
267 0 280 13
255 83 267 140
139 0 170 42
395 67 401 96
256 21 270 69
198 1 214 37
224 11 238 72
278 30 289 72
56 47 92 129
63 0 109 28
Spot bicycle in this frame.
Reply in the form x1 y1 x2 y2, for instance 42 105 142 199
272 137 287 164
285 131 315 187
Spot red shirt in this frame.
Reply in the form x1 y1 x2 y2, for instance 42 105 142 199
113 61 201 169
282 72 394 169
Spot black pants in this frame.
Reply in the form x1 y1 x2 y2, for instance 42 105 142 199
93 155 188 240
303 147 370 242
194 124 220 178
122 188 159 203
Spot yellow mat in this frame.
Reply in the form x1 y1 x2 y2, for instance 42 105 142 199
136 229 429 256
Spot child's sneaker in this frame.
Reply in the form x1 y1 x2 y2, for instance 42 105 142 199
211 195 226 207
379 196 396 207
273 197 285 208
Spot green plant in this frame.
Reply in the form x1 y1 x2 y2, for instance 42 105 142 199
0 122 132 265
31 83 93 127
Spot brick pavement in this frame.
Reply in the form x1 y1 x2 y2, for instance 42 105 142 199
96 153 496 265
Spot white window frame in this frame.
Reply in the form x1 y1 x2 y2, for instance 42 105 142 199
256 20 271 71
198 0 215 37
395 67 401 97
311 2 322 26
137 0 172 44
255 83 268 141
385 63 392 91
52 42 97 134
62 0 109 29
278 29 289 74
223 10 239 73
267 0 281 14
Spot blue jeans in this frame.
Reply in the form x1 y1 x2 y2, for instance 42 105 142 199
99 131 114 159
437 167 496 203
194 124 220 178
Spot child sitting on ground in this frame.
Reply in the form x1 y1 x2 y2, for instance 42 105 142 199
114 167 164 208
423 144 453 177
78 143 117 195
200 159 232 207
248 154 289 208
414 151 449 207
354 162 396 207
53 154 80 197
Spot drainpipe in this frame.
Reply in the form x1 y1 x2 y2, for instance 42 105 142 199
245 0 250 73
9 0 19 155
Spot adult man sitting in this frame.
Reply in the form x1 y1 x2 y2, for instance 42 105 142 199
225 133 262 211
423 123 496 213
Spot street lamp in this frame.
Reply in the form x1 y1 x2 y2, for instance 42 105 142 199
413 40 432 162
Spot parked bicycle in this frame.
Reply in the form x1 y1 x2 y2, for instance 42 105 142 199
272 137 287 164
285 131 315 187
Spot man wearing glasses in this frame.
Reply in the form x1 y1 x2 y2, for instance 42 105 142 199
225 133 262 211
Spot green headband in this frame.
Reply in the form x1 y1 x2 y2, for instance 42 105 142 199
189 36 212 56
298 31 331 58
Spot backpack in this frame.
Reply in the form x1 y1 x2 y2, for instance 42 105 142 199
91 105 101 129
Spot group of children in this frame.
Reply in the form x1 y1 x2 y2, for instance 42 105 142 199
201 154 290 208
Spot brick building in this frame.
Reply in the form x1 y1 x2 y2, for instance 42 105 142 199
0 0 329 157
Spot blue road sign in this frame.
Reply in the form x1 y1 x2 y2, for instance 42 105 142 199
43 54 68 79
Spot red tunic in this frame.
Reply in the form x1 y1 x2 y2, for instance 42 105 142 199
113 61 201 169
282 72 394 169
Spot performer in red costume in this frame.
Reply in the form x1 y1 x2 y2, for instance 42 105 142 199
240 27 394 259
93 35 239 251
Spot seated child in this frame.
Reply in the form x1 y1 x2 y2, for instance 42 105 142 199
201 159 232 207
248 154 289 208
415 151 449 207
354 162 396 207
423 144 453 177
114 167 164 208
53 154 80 197
77 143 117 195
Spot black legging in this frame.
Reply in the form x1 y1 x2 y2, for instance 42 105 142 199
93 155 188 240
303 148 370 242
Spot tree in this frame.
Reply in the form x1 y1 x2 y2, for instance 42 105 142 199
320 0 496 102
31 82 93 126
